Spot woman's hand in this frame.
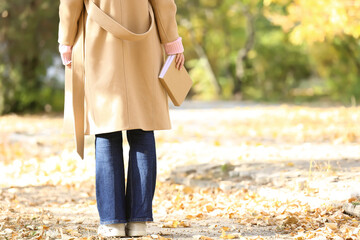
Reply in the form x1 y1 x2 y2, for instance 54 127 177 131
175 52 185 70
59 44 73 68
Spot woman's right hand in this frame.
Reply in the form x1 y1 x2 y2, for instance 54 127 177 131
59 44 73 68
174 52 185 70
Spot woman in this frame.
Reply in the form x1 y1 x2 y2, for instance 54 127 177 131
58 0 185 237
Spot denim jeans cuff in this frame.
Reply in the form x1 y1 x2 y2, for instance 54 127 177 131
100 219 128 225
127 217 153 222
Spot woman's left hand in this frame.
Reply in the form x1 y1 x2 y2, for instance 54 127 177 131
59 44 73 68
175 52 185 70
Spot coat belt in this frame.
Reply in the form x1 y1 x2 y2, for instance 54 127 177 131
69 0 156 159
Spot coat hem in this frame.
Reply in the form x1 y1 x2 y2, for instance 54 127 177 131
84 125 172 136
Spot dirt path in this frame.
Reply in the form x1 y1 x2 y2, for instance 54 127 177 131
0 101 359 239
0 182 289 240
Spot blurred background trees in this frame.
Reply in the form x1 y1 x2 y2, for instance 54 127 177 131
0 0 62 114
263 0 360 103
0 0 359 114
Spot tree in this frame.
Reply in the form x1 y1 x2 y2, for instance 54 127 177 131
0 0 62 114
263 0 360 44
176 0 312 101
264 0 360 103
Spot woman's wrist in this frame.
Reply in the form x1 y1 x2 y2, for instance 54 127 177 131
59 44 72 53
164 37 184 55
59 44 73 66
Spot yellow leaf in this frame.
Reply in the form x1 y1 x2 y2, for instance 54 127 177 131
86 200 97 205
159 236 172 240
214 140 221 146
205 204 214 212
225 234 236 239
325 222 337 230
41 225 49 230
200 236 214 240
221 227 230 231
220 229 236 239
162 220 183 228
183 186 194 194
283 216 298 225
196 213 204 218
179 221 190 227
348 197 358 203
172 220 179 228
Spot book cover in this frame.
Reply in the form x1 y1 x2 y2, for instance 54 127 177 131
159 55 193 106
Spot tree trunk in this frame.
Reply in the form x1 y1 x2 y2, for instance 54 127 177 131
187 21 222 97
233 5 256 98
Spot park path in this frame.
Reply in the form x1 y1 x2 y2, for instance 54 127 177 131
0 101 360 239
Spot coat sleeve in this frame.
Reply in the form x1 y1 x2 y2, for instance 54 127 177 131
58 0 84 46
163 36 184 54
149 0 181 45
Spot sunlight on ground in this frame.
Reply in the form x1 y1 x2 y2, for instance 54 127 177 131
1 104 359 187
0 103 360 239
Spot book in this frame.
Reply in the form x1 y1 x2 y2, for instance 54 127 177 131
159 55 193 106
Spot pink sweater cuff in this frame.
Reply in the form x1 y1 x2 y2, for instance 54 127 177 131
163 37 184 55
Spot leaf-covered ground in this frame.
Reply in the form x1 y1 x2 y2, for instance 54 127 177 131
0 101 359 240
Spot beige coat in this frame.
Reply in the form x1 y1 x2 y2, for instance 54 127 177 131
58 0 181 159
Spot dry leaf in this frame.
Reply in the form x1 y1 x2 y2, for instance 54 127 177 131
283 216 298 225
348 197 358 203
325 222 338 230
220 229 236 239
205 204 214 212
193 235 213 240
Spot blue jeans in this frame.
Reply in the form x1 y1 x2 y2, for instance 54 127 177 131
94 129 157 224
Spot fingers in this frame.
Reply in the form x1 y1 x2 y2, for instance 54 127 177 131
59 44 73 67
61 53 72 66
175 53 185 70
175 54 180 70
